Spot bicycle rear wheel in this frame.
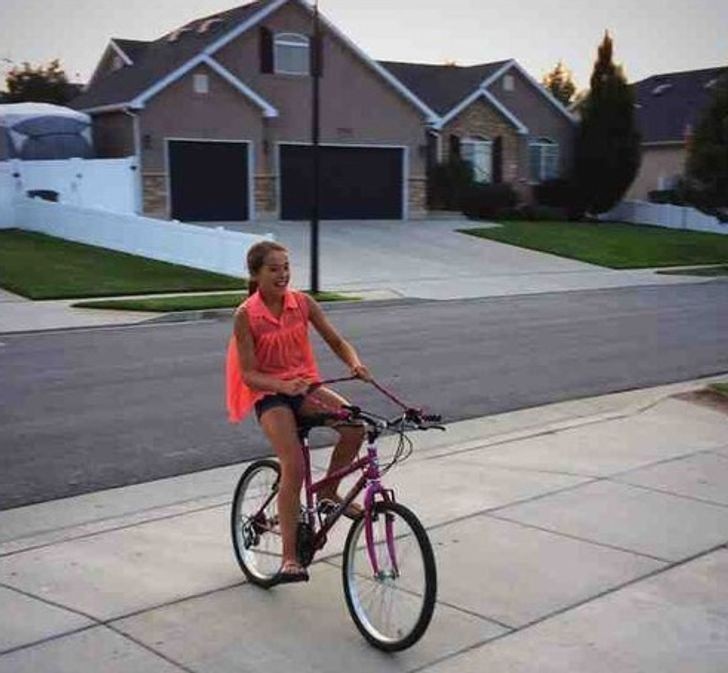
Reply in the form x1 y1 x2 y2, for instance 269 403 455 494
231 459 282 588
342 501 436 651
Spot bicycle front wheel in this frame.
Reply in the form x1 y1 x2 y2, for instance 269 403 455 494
231 458 282 588
342 501 436 651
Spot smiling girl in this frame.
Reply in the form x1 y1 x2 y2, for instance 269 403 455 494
226 241 371 584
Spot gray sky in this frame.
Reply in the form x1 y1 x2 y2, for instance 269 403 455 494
1 0 726 91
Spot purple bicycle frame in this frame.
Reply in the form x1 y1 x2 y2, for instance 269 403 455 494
300 434 398 576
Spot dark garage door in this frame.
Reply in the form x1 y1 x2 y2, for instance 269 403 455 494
280 145 403 220
168 140 249 221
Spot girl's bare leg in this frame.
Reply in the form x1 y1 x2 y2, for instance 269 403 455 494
258 406 305 570
301 388 365 507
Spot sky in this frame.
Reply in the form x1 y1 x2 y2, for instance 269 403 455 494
0 0 726 92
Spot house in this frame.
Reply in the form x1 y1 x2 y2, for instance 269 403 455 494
626 65 728 200
380 60 576 201
70 0 575 222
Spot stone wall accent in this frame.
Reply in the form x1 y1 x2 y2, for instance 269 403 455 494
408 177 427 216
142 174 168 218
254 175 276 217
442 100 522 185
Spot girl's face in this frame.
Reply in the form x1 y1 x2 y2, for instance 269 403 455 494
253 250 290 297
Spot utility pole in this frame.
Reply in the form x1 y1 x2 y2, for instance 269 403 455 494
309 0 321 294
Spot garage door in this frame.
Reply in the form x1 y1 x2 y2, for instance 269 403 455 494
168 140 249 221
280 145 403 220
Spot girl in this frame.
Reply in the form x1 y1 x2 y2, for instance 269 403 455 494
226 240 371 584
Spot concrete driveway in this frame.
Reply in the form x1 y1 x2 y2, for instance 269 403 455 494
197 218 706 300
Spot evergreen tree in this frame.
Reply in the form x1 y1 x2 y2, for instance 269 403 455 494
574 32 641 214
685 76 728 207
4 59 74 105
542 61 577 106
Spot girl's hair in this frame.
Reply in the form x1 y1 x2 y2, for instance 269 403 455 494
246 240 288 296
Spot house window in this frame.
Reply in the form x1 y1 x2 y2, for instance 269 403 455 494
274 33 310 75
193 74 209 94
461 137 493 183
529 138 559 182
503 74 515 92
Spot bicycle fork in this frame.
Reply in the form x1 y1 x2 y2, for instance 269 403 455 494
363 443 399 579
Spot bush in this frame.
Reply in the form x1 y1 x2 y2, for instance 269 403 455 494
648 189 684 205
427 159 474 210
533 178 574 208
461 183 519 219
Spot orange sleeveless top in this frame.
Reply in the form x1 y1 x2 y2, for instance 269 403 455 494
225 289 320 423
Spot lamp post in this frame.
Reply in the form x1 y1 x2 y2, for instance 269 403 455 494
309 0 321 294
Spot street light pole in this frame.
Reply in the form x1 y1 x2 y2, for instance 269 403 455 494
309 0 321 294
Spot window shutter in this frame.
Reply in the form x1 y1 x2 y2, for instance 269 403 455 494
259 27 273 73
449 135 461 160
529 143 541 181
492 136 503 183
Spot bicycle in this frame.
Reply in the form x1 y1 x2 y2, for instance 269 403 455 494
230 377 445 651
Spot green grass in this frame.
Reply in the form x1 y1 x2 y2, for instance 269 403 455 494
73 291 359 312
709 383 728 398
0 229 246 299
657 265 728 277
458 220 728 269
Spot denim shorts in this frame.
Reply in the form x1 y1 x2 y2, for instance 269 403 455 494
254 393 306 421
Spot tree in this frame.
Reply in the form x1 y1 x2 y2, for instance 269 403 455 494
685 77 728 207
573 32 641 214
4 59 74 105
542 61 576 106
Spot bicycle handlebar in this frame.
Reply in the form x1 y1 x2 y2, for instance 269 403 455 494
306 376 445 434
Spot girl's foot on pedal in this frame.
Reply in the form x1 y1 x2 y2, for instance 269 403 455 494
272 561 309 585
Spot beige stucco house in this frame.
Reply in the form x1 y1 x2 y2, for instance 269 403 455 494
627 65 727 200
71 0 576 222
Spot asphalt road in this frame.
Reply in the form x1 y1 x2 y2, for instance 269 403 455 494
2 281 728 510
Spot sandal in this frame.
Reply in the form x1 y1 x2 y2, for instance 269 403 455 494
271 562 309 586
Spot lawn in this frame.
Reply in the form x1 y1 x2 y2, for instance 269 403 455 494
73 291 359 312
0 229 246 299
458 220 728 269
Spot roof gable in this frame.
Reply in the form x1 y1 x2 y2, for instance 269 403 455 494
378 60 510 116
70 0 437 121
633 65 728 143
70 0 274 110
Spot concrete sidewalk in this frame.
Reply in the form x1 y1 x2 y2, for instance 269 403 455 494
1 377 727 672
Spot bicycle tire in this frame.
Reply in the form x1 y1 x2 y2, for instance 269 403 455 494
342 501 437 651
230 458 282 588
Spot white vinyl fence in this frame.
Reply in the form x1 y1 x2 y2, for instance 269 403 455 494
13 197 271 277
1 156 139 215
603 200 728 235
0 162 12 228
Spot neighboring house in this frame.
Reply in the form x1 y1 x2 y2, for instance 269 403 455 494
70 0 575 222
627 65 728 200
381 60 576 201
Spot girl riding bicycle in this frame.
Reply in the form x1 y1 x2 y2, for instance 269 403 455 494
226 240 371 584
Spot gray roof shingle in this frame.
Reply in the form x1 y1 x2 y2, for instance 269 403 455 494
378 60 510 115
633 65 728 144
70 0 271 110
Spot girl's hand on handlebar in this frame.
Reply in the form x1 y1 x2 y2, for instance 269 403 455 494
279 378 311 396
350 364 372 382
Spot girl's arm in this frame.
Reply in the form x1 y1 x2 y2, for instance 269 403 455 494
306 295 372 380
233 308 310 396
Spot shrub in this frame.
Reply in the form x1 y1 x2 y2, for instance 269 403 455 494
427 159 474 210
534 178 574 207
648 189 681 205
461 183 519 219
